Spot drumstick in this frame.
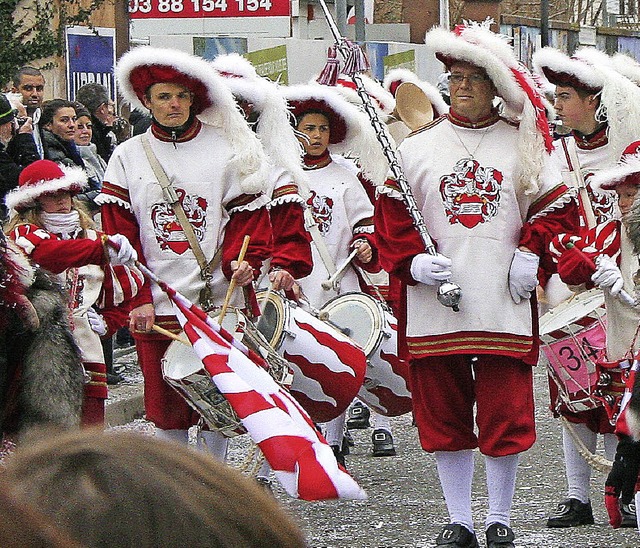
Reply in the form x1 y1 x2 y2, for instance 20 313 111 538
565 242 636 306
151 324 190 346
218 235 251 324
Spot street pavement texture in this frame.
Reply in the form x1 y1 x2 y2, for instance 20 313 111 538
109 349 640 547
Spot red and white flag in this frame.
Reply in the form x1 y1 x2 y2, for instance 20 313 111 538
165 285 367 501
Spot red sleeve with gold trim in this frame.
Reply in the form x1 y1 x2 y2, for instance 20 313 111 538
519 186 580 279
269 200 313 279
11 224 105 274
374 180 425 285
221 199 273 280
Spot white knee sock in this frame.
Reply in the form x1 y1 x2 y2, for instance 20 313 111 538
485 454 519 529
323 412 347 447
154 428 189 445
197 430 229 462
563 423 596 503
435 450 475 533
371 411 392 433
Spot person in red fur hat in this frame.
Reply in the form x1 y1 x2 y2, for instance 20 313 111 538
551 140 640 529
5 159 142 427
95 46 273 458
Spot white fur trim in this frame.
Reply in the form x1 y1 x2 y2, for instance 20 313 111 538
425 23 524 113
284 83 389 186
116 46 271 196
590 154 640 190
612 53 640 86
210 53 258 79
6 239 35 289
532 47 605 91
375 182 404 200
5 165 88 211
383 68 421 92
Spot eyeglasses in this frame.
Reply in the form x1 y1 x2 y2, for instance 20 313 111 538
448 73 490 85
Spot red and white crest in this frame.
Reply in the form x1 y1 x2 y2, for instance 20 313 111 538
151 188 208 254
584 173 617 224
307 190 334 234
439 159 503 229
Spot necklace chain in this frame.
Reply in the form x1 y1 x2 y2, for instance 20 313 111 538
452 126 490 160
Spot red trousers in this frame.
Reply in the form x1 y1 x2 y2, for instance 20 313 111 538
409 354 536 457
134 333 200 430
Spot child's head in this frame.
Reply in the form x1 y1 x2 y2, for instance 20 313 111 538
5 160 87 214
591 141 640 218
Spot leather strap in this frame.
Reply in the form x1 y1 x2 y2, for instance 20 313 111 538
141 135 221 277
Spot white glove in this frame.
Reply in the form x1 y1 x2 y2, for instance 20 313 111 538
592 256 624 296
509 249 540 303
107 234 138 265
87 308 107 336
410 253 452 285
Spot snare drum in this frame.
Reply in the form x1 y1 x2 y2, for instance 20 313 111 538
540 289 624 416
256 290 367 423
319 292 412 417
162 340 247 438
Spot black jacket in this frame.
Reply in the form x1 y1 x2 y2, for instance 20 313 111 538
0 133 39 219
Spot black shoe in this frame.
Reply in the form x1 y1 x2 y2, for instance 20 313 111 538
344 429 355 447
341 433 350 456
372 429 396 457
346 402 370 430
621 501 637 528
485 523 515 548
331 444 346 469
435 524 479 547
546 498 594 528
106 372 124 385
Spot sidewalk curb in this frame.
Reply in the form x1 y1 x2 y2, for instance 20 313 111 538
106 345 145 427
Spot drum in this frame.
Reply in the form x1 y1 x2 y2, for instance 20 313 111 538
161 307 293 438
319 292 412 417
255 290 367 423
162 340 247 438
540 289 625 417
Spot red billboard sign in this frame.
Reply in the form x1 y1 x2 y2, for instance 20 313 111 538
129 0 290 19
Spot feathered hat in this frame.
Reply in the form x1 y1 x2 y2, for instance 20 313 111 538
333 74 396 117
382 68 449 118
535 46 640 161
6 160 87 212
589 140 640 190
115 46 269 193
284 83 389 185
611 53 640 86
426 20 553 194
211 54 310 197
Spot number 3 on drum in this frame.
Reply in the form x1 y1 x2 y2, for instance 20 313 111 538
559 345 583 371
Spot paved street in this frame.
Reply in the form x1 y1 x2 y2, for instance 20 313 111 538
110 350 640 547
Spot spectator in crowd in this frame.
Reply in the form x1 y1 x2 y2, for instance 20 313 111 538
3 428 308 548
11 66 46 158
0 94 39 220
128 107 152 136
41 99 101 212
73 103 106 204
75 83 118 162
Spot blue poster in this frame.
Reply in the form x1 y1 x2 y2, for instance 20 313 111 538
193 37 248 60
364 42 389 81
66 27 116 102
